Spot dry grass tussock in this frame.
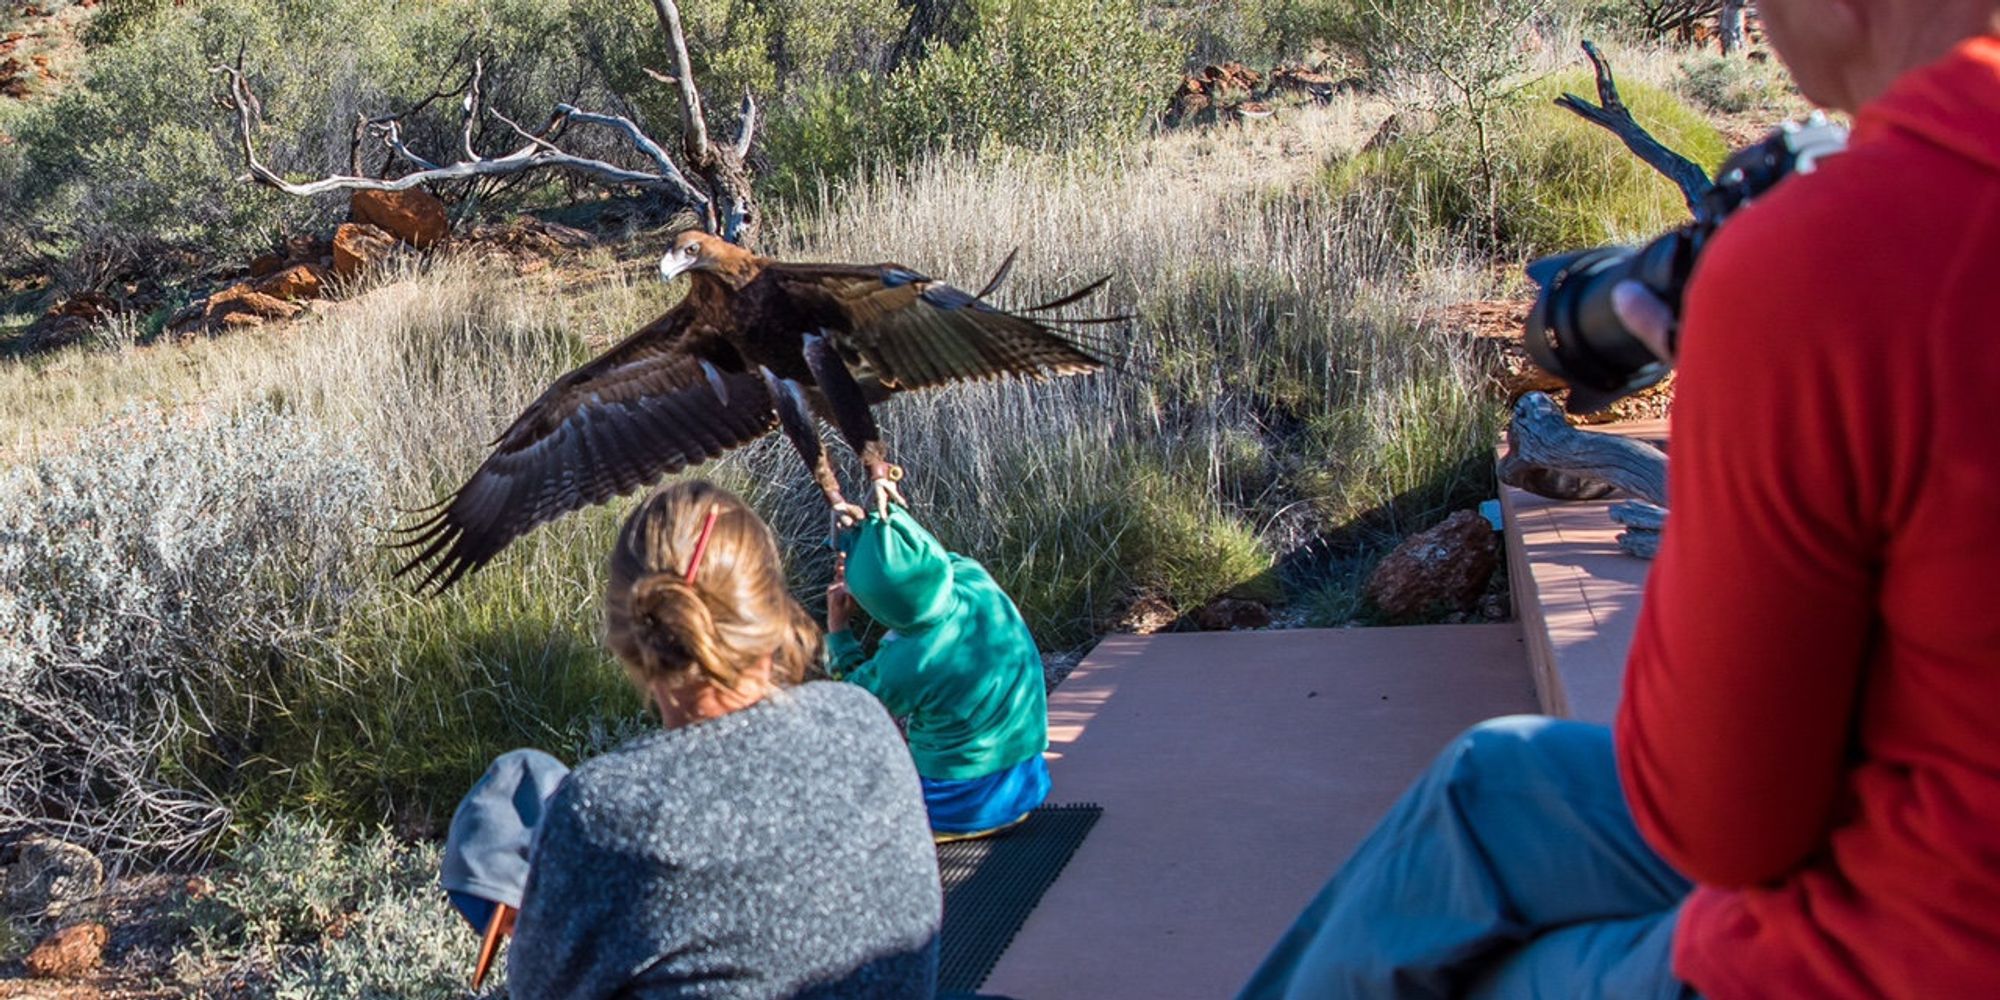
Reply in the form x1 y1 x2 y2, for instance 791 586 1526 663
0 98 1505 854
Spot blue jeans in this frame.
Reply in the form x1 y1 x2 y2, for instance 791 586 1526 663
1239 716 1697 999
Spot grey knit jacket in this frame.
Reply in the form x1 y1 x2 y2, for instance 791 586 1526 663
507 682 941 999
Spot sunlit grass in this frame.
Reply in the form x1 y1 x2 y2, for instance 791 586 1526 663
2 97 1514 832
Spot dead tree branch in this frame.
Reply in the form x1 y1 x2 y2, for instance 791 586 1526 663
650 0 710 164
1500 392 1667 506
1718 0 1747 54
216 2 761 247
1501 392 1671 558
646 0 760 245
733 90 758 161
212 64 709 211
1554 40 1713 213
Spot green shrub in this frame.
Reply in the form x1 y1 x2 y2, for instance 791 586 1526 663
876 0 1179 157
757 75 882 206
180 813 491 998
1160 0 1348 66
1330 70 1727 255
1677 52 1801 115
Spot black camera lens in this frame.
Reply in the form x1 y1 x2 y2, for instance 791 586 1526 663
1523 232 1690 414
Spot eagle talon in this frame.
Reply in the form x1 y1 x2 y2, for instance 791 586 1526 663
832 501 867 532
870 476 907 519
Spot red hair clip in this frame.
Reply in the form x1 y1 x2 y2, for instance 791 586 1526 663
684 507 720 582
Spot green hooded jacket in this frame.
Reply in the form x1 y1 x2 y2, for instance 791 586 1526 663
827 507 1048 781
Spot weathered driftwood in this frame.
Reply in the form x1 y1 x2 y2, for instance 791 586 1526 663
1501 390 1668 502
1554 40 1713 213
1610 499 1668 559
1497 449 1618 502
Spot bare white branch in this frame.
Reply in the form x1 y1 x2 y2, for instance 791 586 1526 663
212 64 708 210
734 89 757 161
490 106 565 155
553 103 705 204
461 55 485 162
372 118 442 172
649 0 710 163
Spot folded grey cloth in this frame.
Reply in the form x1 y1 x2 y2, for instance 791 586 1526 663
441 747 571 927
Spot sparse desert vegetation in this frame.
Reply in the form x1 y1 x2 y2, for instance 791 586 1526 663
0 0 1798 992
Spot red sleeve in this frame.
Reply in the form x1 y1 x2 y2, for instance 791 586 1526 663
1615 176 1885 888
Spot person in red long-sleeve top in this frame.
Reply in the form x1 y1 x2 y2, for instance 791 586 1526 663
1620 4 2000 995
1241 3 2000 997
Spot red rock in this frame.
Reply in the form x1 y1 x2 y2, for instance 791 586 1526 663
253 262 329 301
205 283 301 322
247 252 285 278
331 222 397 279
48 292 112 322
1113 593 1177 635
1194 597 1272 631
283 233 330 262
1268 65 1353 103
1364 510 1501 620
23 923 107 980
349 188 448 249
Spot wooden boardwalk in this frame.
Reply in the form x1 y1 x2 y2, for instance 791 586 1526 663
982 626 1537 999
1499 418 1665 724
980 418 1665 995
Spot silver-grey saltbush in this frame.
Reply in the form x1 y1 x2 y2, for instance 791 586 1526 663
0 404 380 862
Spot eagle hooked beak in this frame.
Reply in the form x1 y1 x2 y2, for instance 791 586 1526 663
659 253 693 283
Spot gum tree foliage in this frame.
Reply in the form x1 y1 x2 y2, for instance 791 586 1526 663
0 406 380 862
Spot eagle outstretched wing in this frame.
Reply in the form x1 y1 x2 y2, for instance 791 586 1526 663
769 256 1116 391
396 312 776 592
398 245 1124 592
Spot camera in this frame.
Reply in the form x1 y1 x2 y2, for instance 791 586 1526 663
1523 115 1850 414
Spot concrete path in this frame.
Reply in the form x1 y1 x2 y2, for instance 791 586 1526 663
982 625 1536 999
1499 418 1666 724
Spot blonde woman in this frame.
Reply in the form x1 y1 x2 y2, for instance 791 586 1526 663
489 480 940 999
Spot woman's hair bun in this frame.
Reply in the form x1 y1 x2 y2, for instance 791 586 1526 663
605 480 825 693
628 572 723 680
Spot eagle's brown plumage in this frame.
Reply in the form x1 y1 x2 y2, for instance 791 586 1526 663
396 231 1119 591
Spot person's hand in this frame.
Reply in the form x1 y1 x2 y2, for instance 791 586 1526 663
827 554 856 634
1612 280 1677 364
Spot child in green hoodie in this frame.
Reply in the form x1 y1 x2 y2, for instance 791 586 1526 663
826 505 1050 840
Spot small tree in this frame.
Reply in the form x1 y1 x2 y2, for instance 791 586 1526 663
1353 0 1557 248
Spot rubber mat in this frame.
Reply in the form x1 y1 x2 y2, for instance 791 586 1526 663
935 802 1103 994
